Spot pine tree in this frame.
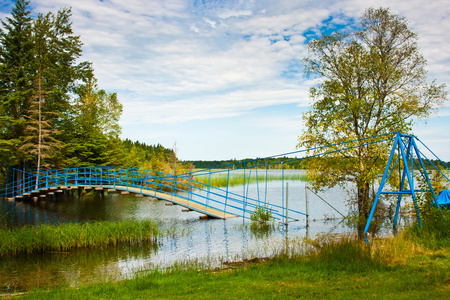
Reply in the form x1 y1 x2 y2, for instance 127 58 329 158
0 0 34 166
65 76 123 167
28 8 91 168
20 76 60 171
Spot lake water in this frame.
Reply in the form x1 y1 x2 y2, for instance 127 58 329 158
0 170 397 293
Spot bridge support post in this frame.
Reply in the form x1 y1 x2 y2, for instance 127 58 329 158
363 133 438 242
285 182 289 225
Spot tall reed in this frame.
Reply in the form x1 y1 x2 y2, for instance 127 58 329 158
0 220 160 257
195 173 308 188
404 206 450 249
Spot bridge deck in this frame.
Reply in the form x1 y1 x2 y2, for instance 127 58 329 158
104 185 238 219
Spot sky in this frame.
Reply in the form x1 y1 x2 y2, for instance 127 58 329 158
1 0 450 161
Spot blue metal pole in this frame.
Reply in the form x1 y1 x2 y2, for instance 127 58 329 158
393 138 413 228
364 134 400 240
140 171 143 193
264 163 268 207
245 167 252 205
411 137 446 223
255 159 260 206
225 165 230 218
398 136 421 227
242 162 246 217
282 162 285 220
207 169 211 199
412 138 438 204
126 169 129 191
174 174 177 196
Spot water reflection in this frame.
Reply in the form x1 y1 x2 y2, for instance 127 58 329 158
1 173 360 293
0 242 159 292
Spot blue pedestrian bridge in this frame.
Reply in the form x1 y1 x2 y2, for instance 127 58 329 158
1 133 449 242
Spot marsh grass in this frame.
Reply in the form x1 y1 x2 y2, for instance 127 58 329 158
0 220 161 257
17 228 450 299
195 173 308 188
404 206 450 249
4 205 450 298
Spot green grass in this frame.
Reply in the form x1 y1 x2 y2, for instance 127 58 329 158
5 208 450 299
403 206 450 249
14 235 449 299
195 173 308 188
0 220 161 257
12 212 450 299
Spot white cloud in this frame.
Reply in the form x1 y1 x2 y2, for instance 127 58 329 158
2 0 449 159
121 85 309 125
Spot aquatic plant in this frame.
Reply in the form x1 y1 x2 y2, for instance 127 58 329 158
249 206 275 238
0 220 161 257
195 173 308 188
16 230 450 299
250 205 273 224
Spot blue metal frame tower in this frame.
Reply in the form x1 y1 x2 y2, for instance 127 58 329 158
364 133 449 242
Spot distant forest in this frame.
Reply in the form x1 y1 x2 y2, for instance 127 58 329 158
186 157 305 170
186 157 449 171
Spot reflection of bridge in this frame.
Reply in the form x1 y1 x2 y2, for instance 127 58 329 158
1 133 449 240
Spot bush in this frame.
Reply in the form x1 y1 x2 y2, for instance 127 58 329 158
250 206 272 224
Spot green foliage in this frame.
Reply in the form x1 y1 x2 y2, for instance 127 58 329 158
409 183 450 249
0 0 34 166
407 168 450 249
188 157 305 170
63 75 123 167
0 220 160 257
248 206 275 238
298 7 448 232
406 207 450 249
250 205 273 224
195 172 308 188
306 236 381 271
0 0 92 169
17 232 450 299
121 139 174 169
0 1 178 171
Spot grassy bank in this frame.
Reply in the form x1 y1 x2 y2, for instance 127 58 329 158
13 233 449 299
12 211 450 299
195 172 308 188
3 207 449 298
0 220 160 257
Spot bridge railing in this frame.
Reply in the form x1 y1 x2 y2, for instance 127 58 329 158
0 165 307 221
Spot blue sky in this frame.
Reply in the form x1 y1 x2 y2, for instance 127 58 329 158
1 0 449 161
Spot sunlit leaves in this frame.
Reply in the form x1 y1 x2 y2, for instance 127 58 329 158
298 7 447 223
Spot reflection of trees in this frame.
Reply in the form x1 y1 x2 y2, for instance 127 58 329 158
0 242 159 291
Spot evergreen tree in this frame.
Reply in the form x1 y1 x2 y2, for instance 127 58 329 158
0 1 176 171
0 1 92 169
65 75 123 167
28 8 91 169
20 76 60 171
0 0 34 166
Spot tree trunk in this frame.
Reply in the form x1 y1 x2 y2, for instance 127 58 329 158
357 181 370 239
35 72 42 189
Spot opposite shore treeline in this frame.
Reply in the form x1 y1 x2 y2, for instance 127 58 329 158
0 1 193 176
